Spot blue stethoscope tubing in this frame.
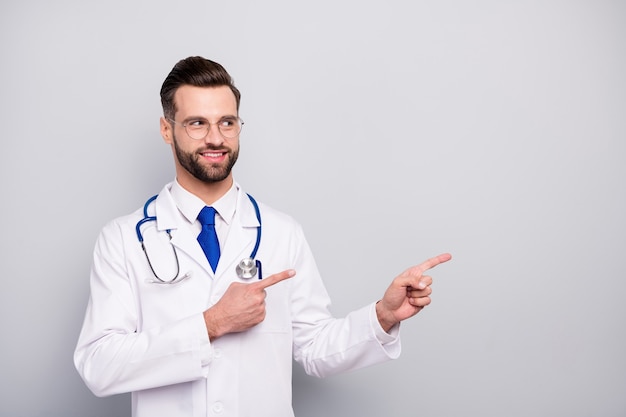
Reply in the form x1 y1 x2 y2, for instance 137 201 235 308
135 193 262 283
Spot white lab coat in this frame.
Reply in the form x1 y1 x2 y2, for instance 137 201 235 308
74 182 400 417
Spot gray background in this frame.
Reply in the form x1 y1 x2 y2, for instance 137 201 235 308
1 1 625 416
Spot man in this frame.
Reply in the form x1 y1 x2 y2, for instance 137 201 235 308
74 56 451 417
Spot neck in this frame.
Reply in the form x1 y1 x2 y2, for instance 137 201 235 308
176 174 234 206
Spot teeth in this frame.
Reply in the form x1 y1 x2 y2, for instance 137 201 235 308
203 152 222 157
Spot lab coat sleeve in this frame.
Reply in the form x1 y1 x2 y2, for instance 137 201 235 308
289 223 401 378
74 219 211 397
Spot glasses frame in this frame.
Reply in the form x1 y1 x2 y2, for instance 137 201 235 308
167 116 244 140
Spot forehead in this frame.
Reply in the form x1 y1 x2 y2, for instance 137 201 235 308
174 85 237 118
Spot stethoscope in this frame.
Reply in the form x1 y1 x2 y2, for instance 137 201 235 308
135 193 263 284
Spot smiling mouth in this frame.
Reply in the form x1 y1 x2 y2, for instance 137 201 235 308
199 149 227 158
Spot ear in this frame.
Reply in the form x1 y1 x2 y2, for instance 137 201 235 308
160 117 173 144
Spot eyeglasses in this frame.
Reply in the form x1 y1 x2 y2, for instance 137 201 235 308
168 116 244 140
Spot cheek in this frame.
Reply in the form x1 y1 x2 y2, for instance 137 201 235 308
231 138 241 152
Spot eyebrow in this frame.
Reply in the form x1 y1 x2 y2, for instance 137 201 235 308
181 114 238 123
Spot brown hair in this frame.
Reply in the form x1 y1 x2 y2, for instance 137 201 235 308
160 56 241 120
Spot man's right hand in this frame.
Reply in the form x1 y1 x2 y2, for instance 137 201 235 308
204 269 296 341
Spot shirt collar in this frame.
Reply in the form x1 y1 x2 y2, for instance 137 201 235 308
170 180 238 225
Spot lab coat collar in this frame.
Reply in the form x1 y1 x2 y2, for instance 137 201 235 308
152 182 260 277
169 180 238 227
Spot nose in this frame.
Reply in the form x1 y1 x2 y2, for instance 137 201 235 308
203 123 224 145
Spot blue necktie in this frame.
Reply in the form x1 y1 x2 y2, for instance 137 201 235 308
197 206 220 272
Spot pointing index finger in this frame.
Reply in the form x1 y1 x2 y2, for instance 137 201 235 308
254 269 296 290
414 253 452 274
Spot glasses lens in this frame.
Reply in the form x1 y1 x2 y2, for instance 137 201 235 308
218 117 243 138
185 122 209 140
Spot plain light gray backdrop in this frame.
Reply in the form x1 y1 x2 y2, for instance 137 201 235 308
1 1 625 416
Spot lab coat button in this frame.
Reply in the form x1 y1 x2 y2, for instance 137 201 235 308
212 402 224 413
213 348 222 358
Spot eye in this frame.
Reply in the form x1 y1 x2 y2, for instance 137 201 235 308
187 119 208 127
220 117 238 128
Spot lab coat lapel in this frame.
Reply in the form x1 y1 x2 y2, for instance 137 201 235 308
153 184 214 275
172 226 212 274
214 189 259 279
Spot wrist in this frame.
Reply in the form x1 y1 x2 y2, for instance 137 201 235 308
375 301 397 333
203 308 223 342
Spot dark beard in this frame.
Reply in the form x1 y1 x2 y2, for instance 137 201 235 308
172 133 239 183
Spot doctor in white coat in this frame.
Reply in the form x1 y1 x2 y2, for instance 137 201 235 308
74 56 451 417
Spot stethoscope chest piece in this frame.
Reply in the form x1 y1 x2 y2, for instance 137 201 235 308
236 257 262 280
